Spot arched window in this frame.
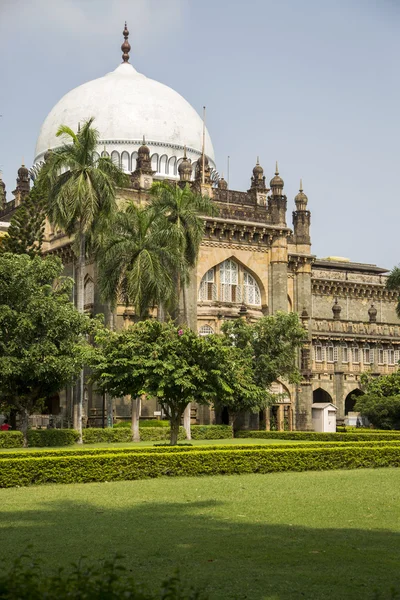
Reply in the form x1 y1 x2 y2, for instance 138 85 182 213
326 342 336 363
352 344 360 364
220 260 240 303
378 347 385 365
84 276 94 308
363 344 373 365
199 325 214 336
159 155 168 174
243 272 261 306
131 151 138 169
121 151 130 172
342 343 349 363
314 343 324 362
388 348 395 365
198 268 216 301
93 151 100 163
168 156 177 176
151 154 159 172
111 151 120 168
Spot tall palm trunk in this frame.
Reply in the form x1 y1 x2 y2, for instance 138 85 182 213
74 233 86 443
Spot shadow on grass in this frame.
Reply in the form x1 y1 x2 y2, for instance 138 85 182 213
1 495 400 600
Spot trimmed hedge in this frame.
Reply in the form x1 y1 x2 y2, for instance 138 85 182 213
191 425 232 440
1 445 400 488
237 430 400 442
3 439 400 461
0 431 23 448
114 420 170 428
82 427 186 444
27 429 79 447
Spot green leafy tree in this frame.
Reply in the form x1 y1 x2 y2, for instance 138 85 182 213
91 320 231 445
0 254 94 446
387 266 400 317
96 202 182 319
0 175 47 257
355 371 400 429
220 312 306 430
43 117 128 440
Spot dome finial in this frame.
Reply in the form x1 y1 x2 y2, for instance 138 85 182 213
275 161 279 175
256 156 260 165
121 21 131 63
142 134 146 145
183 145 187 159
299 178 303 192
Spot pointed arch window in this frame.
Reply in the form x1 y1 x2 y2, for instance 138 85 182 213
199 324 214 336
220 260 240 303
243 272 261 306
198 269 216 301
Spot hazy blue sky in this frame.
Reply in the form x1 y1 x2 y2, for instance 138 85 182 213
0 0 399 268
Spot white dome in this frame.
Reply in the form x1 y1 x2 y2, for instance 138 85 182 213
34 62 215 179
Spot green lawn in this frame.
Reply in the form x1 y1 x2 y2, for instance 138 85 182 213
1 469 400 599
0 437 306 453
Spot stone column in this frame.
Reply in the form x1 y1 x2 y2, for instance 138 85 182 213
288 406 293 431
277 405 285 431
295 382 313 430
334 345 345 419
265 407 270 431
270 234 288 314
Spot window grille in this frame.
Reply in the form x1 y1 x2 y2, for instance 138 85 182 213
388 349 395 365
352 345 360 364
198 268 216 301
342 344 349 363
378 348 384 364
199 325 214 336
395 350 400 364
333 346 338 362
220 260 239 303
315 344 324 362
243 272 261 306
326 344 335 363
363 345 371 365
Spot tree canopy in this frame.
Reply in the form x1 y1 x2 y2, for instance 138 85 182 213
355 370 400 429
0 254 94 445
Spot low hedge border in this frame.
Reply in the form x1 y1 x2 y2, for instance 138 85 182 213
0 431 23 449
3 439 400 461
0 429 79 448
237 430 400 442
1 445 400 488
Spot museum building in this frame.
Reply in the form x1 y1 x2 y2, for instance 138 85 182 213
1 24 399 430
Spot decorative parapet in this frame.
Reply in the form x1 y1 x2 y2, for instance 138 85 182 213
312 317 400 341
312 277 396 300
201 216 290 249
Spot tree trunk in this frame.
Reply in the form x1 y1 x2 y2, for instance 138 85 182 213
131 396 141 442
20 406 29 448
183 403 191 440
74 233 86 443
170 410 181 445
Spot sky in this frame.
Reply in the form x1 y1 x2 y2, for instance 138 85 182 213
0 0 399 268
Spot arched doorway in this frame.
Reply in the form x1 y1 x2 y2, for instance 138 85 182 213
345 389 364 415
313 388 333 403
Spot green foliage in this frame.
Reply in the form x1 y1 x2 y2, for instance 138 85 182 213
191 425 232 440
0 553 205 599
0 431 23 448
82 427 186 444
90 321 230 445
236 430 400 441
2 445 400 488
0 254 94 445
360 370 400 397
0 175 47 257
114 420 171 428
354 395 400 430
27 429 79 447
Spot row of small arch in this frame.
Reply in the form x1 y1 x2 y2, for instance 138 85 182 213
94 150 198 176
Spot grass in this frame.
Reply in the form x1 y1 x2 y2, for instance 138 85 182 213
1 469 400 599
0 437 307 453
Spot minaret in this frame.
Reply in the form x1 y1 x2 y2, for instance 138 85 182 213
268 162 287 226
194 153 212 196
292 179 311 247
248 157 268 206
121 22 131 63
130 136 154 190
178 146 192 187
13 163 30 206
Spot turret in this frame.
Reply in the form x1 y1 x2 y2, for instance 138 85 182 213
268 162 287 225
13 162 30 206
0 173 6 209
178 146 192 187
130 136 154 190
292 179 311 246
194 153 212 197
248 157 268 206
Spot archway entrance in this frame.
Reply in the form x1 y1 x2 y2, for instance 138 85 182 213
345 389 364 415
313 388 333 404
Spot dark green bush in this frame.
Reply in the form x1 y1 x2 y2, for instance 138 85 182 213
114 420 170 428
82 427 186 444
354 394 400 430
0 431 23 448
0 553 206 599
191 425 232 440
237 430 400 442
2 444 400 488
27 429 79 447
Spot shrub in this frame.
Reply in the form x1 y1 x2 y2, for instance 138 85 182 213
2 444 400 488
114 420 170 428
26 429 79 447
191 425 232 440
354 394 400 430
0 431 23 449
82 427 186 444
236 430 400 442
0 553 206 599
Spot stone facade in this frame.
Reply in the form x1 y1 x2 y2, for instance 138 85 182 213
2 158 399 430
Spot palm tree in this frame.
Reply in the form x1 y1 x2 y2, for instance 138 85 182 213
96 201 183 440
148 181 218 438
387 266 400 317
148 181 218 325
44 117 128 441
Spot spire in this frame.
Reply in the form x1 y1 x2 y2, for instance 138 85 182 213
121 22 130 63
256 156 260 165
299 178 303 192
142 134 146 145
294 179 308 210
183 145 187 159
275 161 279 175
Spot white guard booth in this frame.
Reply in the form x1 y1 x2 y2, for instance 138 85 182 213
312 403 337 433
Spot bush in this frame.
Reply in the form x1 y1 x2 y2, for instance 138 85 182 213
236 430 400 442
191 425 232 440
114 420 170 428
0 431 23 448
27 429 79 447
0 553 206 599
354 394 400 430
82 427 186 444
2 444 400 488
